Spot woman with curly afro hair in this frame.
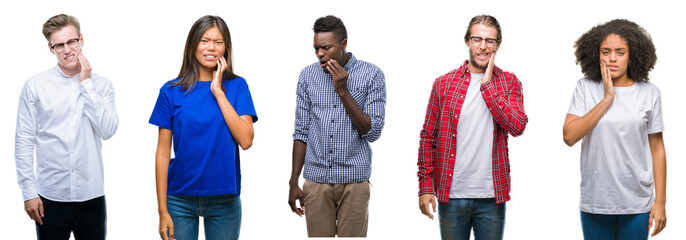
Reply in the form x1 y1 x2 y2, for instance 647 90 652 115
562 19 667 239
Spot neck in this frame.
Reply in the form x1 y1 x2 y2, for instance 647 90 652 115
58 64 80 78
612 76 634 87
198 66 213 81
338 52 351 67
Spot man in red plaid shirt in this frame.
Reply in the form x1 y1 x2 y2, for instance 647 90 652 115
417 15 527 240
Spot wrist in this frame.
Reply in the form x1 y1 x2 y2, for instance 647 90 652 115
336 89 350 97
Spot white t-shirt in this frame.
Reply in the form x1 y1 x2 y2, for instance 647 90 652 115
567 78 663 214
449 73 495 198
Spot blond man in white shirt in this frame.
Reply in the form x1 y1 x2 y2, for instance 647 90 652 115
15 14 118 240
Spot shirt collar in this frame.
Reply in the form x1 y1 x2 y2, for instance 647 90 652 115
342 52 357 71
53 65 80 80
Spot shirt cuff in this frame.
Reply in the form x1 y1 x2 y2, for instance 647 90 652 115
79 78 95 94
22 187 38 201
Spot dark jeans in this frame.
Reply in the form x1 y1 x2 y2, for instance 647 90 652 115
438 198 506 240
580 211 649 240
36 195 106 240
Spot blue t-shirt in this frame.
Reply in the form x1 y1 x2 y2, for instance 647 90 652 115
149 77 257 196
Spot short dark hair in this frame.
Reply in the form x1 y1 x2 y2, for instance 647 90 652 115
574 19 657 82
313 15 347 42
464 15 502 43
42 14 80 42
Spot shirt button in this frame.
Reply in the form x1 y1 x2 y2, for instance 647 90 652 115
333 105 337 108
460 95 464 99
329 150 333 153
329 166 332 168
331 120 334 123
330 135 334 138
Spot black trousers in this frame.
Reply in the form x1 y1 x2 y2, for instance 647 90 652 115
36 195 106 240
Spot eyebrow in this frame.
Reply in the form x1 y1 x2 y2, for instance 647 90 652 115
201 37 224 41
600 47 627 50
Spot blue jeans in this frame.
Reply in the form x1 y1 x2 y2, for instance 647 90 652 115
167 194 241 240
580 211 649 240
438 198 505 240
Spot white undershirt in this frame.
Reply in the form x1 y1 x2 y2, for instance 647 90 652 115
449 73 495 198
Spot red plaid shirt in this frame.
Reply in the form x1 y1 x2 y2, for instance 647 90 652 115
418 60 527 204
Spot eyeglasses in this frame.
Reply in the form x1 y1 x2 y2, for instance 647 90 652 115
50 38 80 53
469 36 499 47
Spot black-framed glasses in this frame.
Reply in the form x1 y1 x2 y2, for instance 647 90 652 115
50 38 80 53
469 36 499 47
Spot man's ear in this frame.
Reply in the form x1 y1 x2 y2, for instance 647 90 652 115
341 38 347 50
48 43 55 54
79 33 84 49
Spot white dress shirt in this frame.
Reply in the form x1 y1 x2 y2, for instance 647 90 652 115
15 66 118 202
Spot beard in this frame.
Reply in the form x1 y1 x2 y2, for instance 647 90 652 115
468 48 489 70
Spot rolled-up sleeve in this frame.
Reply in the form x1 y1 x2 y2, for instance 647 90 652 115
360 69 386 142
293 72 311 143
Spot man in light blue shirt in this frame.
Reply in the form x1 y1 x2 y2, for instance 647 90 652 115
15 14 118 240
287 15 386 237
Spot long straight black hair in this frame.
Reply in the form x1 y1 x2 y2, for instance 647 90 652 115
172 15 239 93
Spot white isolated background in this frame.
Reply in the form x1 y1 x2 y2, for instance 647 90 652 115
1 0 683 239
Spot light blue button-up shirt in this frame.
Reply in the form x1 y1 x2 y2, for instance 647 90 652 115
293 53 386 183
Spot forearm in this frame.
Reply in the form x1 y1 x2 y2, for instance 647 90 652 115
290 140 306 186
481 81 527 136
337 90 371 134
155 155 170 214
563 98 612 146
81 80 119 139
155 129 172 214
650 133 666 204
214 92 254 150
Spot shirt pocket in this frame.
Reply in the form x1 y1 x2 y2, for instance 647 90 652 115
347 78 368 109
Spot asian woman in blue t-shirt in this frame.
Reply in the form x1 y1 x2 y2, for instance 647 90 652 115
149 15 257 240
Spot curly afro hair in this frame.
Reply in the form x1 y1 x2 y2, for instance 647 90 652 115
574 19 657 82
313 15 347 42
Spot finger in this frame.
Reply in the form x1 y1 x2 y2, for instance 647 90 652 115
600 61 606 81
332 59 344 71
423 203 434 219
160 229 168 240
78 54 91 69
298 197 305 216
652 218 665 236
431 198 437 213
326 61 338 75
34 210 43 225
169 225 175 240
39 202 44 218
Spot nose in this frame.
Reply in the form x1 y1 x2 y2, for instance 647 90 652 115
478 40 488 50
316 48 325 58
609 52 617 62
